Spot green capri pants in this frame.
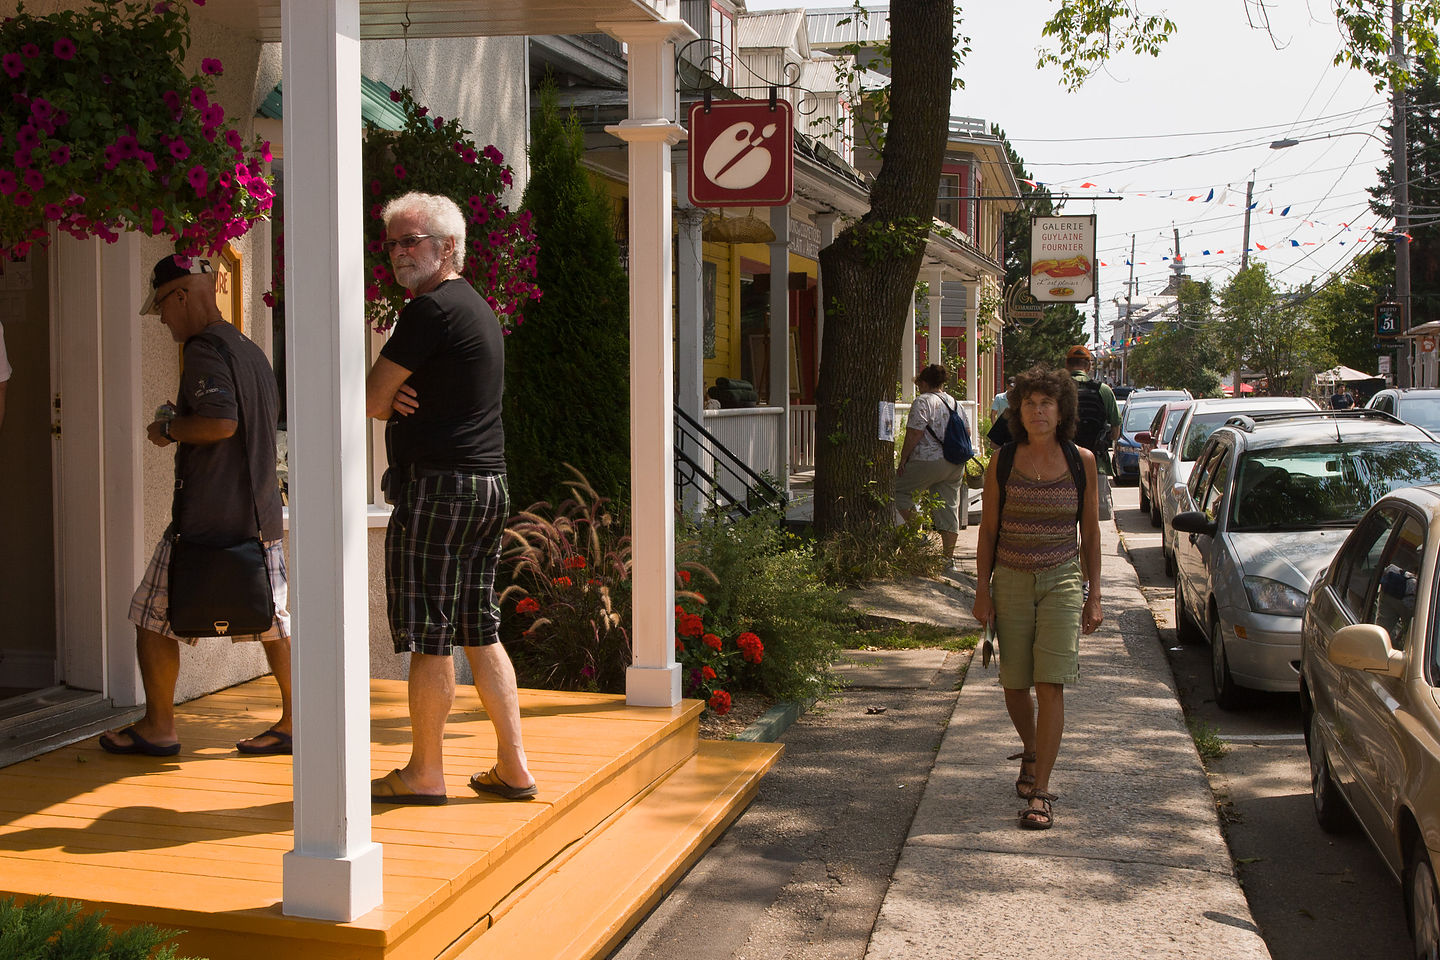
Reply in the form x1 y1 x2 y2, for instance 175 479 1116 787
992 556 1083 689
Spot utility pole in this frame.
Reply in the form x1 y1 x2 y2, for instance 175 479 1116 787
1240 177 1254 270
1393 0 1413 387
1122 234 1135 385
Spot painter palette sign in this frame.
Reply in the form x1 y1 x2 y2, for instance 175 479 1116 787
688 99 794 208
1030 215 1096 303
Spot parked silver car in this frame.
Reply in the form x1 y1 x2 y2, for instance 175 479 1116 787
1300 484 1440 956
1155 395 1320 576
1367 387 1440 431
1170 409 1440 708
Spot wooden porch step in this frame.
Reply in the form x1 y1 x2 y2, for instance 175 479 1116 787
450 738 783 960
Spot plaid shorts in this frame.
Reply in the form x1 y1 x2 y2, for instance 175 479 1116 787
129 535 291 644
385 471 509 655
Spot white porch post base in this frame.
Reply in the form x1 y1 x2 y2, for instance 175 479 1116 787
626 664 684 707
602 18 696 710
282 844 385 923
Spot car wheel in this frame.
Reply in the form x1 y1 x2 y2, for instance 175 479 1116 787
1163 534 1176 578
1174 587 1204 644
1139 482 1150 513
1407 839 1440 960
1149 489 1162 527
1308 711 1354 833
1210 613 1247 709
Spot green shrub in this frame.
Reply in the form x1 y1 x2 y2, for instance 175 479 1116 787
678 511 850 704
815 505 945 585
0 896 196 960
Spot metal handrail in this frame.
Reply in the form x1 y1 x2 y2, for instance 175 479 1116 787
674 405 787 518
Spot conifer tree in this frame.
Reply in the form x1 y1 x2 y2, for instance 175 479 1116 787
505 81 631 507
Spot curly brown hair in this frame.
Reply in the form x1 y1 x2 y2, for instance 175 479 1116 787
1003 365 1078 445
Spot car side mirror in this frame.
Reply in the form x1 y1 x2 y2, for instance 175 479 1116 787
1171 510 1216 536
1136 431 1154 444
1328 623 1405 678
1149 449 1172 464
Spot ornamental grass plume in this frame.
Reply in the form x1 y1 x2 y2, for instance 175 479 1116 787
0 0 274 257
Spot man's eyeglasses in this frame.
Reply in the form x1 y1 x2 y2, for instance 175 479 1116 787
154 287 182 309
381 234 436 254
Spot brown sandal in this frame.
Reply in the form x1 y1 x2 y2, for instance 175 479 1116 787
1007 750 1037 799
1018 791 1056 830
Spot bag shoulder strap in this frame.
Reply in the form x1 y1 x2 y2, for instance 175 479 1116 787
1062 441 1086 523
170 329 263 541
992 442 1018 560
924 393 959 446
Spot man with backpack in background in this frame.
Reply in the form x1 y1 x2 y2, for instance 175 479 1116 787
895 364 971 568
1064 345 1120 520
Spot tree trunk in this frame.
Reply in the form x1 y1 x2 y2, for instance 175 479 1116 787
813 0 956 538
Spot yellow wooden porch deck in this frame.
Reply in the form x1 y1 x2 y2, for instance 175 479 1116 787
0 679 782 960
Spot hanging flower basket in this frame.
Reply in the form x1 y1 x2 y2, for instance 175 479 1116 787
356 87 541 332
0 0 275 258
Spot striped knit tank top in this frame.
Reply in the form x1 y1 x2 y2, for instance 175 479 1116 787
995 472 1080 572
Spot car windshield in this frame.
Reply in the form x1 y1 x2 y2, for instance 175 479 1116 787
1180 408 1309 460
1124 403 1164 432
1399 396 1440 431
1161 407 1187 443
1229 442 1440 531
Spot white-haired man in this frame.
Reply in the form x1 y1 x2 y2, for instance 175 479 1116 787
365 191 536 805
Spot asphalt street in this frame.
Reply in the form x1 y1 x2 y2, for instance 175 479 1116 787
1112 482 1412 960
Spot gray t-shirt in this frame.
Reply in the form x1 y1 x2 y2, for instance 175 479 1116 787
173 322 283 543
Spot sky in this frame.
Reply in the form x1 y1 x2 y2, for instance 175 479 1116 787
742 0 1395 347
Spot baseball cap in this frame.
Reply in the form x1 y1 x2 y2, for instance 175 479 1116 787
1066 344 1092 361
140 254 213 315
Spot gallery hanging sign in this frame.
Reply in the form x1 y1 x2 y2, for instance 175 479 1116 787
688 99 794 208
1030 215 1096 303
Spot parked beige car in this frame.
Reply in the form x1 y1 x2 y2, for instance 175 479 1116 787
1300 484 1440 956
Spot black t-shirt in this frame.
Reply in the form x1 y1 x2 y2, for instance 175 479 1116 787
380 278 506 473
175 322 284 543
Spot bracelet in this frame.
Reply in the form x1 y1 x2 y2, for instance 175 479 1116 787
161 419 173 441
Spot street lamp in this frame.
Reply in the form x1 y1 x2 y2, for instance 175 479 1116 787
1270 128 1410 386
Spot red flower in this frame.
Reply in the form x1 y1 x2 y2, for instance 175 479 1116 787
675 637 685 652
708 690 732 715
551 576 573 587
702 633 722 652
516 597 540 614
677 613 704 638
676 569 691 584
701 665 717 681
737 632 764 664
563 556 587 570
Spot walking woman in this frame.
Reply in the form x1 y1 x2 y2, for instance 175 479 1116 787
971 366 1103 829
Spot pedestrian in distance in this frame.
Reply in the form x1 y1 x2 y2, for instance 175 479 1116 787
894 364 968 566
971 366 1104 830
365 191 536 806
1330 387 1355 410
1063 344 1120 521
99 255 293 758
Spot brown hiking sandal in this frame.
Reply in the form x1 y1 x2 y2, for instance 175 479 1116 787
1018 791 1057 830
1007 750 1037 799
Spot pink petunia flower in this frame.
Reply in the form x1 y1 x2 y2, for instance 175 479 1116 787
15 125 39 150
393 164 406 179
190 87 208 111
0 171 15 195
23 169 44 190
42 202 62 220
151 208 167 232
50 146 70 166
186 165 208 194
224 129 243 151
389 90 403 102
52 37 76 60
201 58 223 76
21 43 39 58
169 140 190 161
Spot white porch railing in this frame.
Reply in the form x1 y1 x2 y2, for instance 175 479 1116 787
701 407 786 481
787 401 976 473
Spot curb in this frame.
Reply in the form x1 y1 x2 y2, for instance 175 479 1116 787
734 700 805 743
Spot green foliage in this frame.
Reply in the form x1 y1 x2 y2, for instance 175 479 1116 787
1125 280 1226 396
1306 247 1391 373
0 896 195 960
1219 265 1334 394
678 512 850 704
1187 718 1228 764
1333 0 1440 90
506 79 631 506
501 468 633 694
815 507 946 586
0 1 274 256
355 87 538 332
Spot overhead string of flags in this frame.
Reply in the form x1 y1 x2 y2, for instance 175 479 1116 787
1016 178 1412 269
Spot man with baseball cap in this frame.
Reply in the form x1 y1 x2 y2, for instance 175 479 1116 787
1064 344 1120 520
99 254 292 758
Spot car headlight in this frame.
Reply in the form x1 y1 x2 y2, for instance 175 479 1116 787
1242 576 1308 617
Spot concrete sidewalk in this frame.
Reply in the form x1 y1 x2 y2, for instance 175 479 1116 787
863 519 1272 959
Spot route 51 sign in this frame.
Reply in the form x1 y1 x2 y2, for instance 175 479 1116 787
1376 301 1402 337
687 99 794 208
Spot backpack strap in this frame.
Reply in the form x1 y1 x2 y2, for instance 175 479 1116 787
993 442 1085 560
1061 442 1086 524
923 393 956 447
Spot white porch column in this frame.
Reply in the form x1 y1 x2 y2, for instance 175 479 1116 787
603 19 695 708
813 211 838 359
927 267 944 369
965 279 980 409
901 292 916 401
675 197 706 518
768 205 791 484
280 0 383 922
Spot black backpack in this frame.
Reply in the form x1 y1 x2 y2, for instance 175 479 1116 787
925 394 974 465
1072 378 1110 451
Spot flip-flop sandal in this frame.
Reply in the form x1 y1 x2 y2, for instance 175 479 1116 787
1007 750 1037 799
468 765 539 801
236 728 293 755
371 768 447 806
1018 791 1057 830
99 726 181 757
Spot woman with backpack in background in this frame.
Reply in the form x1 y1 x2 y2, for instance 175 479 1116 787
895 364 967 567
971 366 1103 830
